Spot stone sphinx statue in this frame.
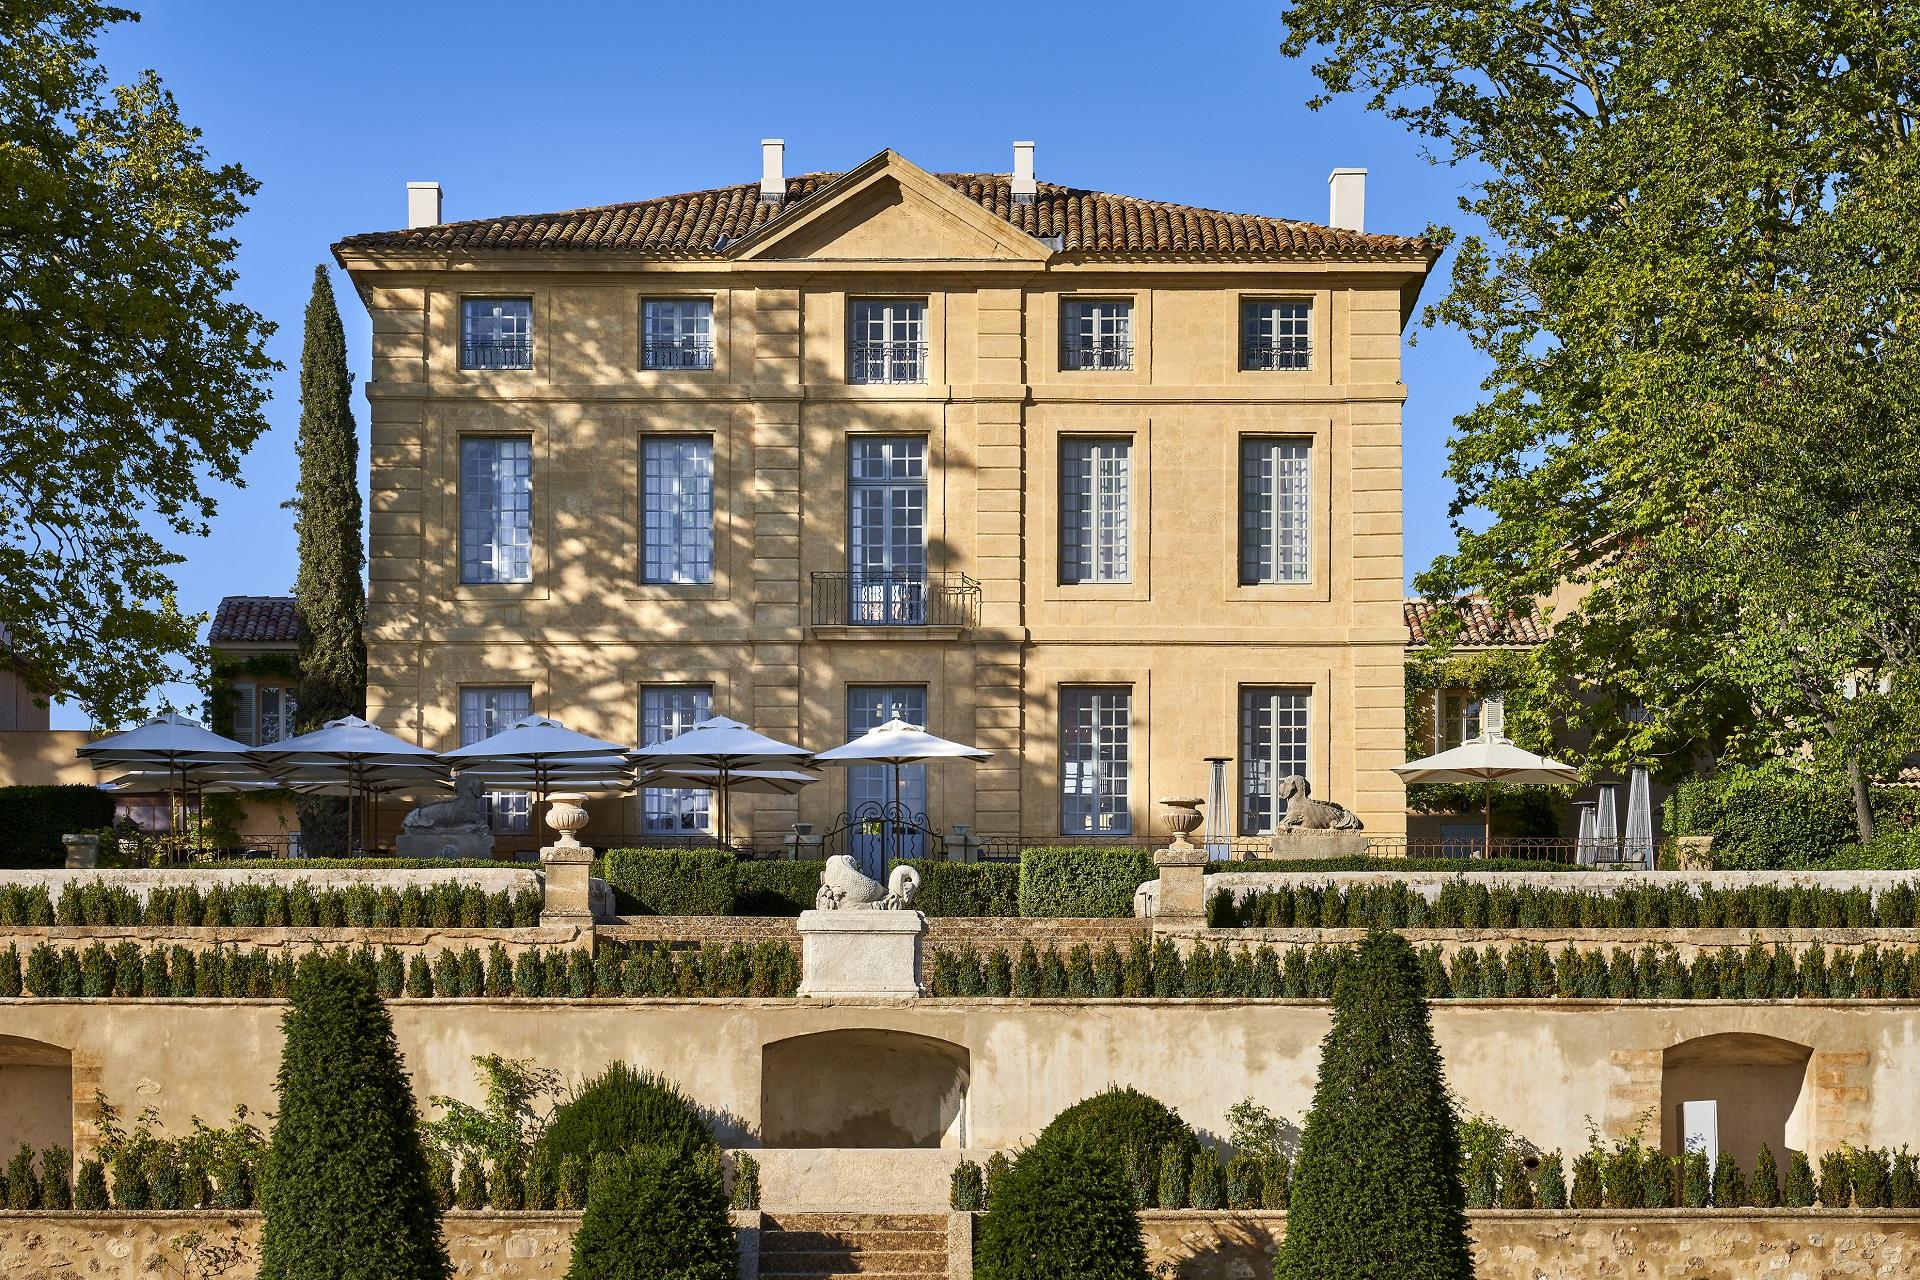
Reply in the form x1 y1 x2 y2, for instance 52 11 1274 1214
397 776 495 859
814 854 921 911
1274 776 1365 832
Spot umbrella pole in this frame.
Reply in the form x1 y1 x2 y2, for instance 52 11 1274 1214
1484 782 1493 859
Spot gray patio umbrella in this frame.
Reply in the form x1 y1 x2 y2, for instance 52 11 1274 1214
812 718 991 861
441 714 631 836
626 716 814 848
78 714 262 852
252 716 447 854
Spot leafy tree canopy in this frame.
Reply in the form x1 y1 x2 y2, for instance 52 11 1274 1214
1283 0 1920 836
1 1 275 723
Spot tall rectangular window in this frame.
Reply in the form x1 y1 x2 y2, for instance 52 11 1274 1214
1061 299 1133 370
1241 300 1312 370
1061 687 1131 835
640 685 713 835
848 300 927 384
641 437 714 584
1239 438 1311 584
642 298 714 370
230 684 298 747
461 298 533 369
1440 689 1483 751
1059 438 1130 584
460 437 533 584
459 685 533 834
1240 686 1310 835
847 437 928 623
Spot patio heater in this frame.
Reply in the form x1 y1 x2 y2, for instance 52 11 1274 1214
1202 757 1231 860
1573 800 1598 867
1593 781 1621 867
1624 765 1655 870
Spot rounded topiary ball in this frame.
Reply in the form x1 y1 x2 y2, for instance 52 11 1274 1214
1033 1085 1199 1167
976 1134 1147 1280
534 1061 713 1169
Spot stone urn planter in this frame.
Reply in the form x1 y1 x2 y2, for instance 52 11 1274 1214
545 793 589 847
1158 797 1205 851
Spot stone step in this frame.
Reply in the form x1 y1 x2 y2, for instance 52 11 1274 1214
754 1274 944 1280
762 1231 946 1253
760 1249 947 1275
765 1213 949 1232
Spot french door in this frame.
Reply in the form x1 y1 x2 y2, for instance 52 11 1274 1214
848 437 927 624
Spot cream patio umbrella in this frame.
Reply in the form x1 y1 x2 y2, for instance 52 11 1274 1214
626 716 815 848
1391 731 1581 852
812 718 992 866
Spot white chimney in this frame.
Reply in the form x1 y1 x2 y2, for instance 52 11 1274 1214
760 139 786 206
1012 140 1036 204
406 181 442 229
1328 168 1366 233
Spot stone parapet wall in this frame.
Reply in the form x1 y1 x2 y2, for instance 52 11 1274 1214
1194 868 1920 906
1184 925 1920 960
0 866 542 901
0 923 591 957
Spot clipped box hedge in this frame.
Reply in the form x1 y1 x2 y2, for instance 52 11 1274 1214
1018 846 1157 918
734 860 826 916
601 848 736 915
893 859 1020 917
0 785 116 869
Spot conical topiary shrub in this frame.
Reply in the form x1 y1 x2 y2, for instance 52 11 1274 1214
258 955 449 1280
975 1133 1148 1280
1275 929 1473 1280
564 1147 734 1280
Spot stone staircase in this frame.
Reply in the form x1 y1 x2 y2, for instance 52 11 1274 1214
759 1212 951 1280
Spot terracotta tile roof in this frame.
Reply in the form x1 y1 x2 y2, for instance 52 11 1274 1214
1404 599 1550 649
335 172 1436 261
210 596 299 646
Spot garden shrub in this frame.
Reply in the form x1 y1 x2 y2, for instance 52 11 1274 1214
1277 930 1471 1280
975 1133 1148 1280
6 1144 40 1209
1751 1144 1781 1207
1713 1152 1748 1207
951 1158 985 1210
258 955 448 1280
601 848 736 915
732 860 824 915
1666 761 1868 869
1189 1148 1225 1209
73 1158 107 1209
1785 1150 1817 1207
892 859 1020 916
1817 1149 1853 1207
535 1061 713 1169
1018 846 1155 918
1034 1086 1200 1177
1535 1151 1567 1209
729 1152 759 1210
565 1147 734 1280
0 785 116 868
1893 1149 1919 1208
984 1150 1012 1205
1156 1143 1189 1209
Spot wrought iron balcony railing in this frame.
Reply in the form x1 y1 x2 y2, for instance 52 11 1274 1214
643 338 715 370
461 337 533 370
847 340 929 384
1060 338 1134 371
811 571 980 629
1241 340 1312 371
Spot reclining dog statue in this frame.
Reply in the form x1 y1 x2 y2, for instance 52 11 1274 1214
1275 775 1365 831
814 854 922 911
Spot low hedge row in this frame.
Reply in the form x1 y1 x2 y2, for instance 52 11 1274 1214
1018 847 1156 917
0 786 117 869
604 850 1028 917
1209 879 1920 930
0 939 799 999
925 938 1920 1000
1227 856 1581 874
897 859 1020 916
1479 1141 1916 1211
953 1146 1287 1212
0 880 542 929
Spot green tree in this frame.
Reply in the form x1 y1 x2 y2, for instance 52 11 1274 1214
290 265 367 851
975 1133 1148 1280
563 1148 734 1280
1282 0 1920 837
0 2 275 723
258 956 449 1280
1276 930 1472 1280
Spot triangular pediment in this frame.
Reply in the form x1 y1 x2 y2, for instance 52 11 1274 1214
729 151 1052 263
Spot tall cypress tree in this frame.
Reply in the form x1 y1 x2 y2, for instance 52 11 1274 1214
292 266 366 853
258 956 448 1280
1276 930 1474 1280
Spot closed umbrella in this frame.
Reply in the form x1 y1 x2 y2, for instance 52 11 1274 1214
626 716 813 848
1391 731 1581 852
252 716 447 854
813 718 992 866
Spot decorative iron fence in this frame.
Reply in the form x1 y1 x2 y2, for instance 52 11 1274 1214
810 572 981 628
1060 338 1134 371
1240 340 1311 371
460 337 533 370
643 338 715 370
847 340 928 384
1362 836 1646 867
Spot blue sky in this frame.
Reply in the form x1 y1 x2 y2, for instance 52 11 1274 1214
67 0 1488 727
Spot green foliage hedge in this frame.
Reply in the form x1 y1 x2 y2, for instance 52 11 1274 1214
927 938 1920 1000
894 859 1020 916
1210 879 1920 929
536 1061 714 1170
1018 846 1156 918
0 1143 71 1210
732 860 825 916
0 939 799 999
601 849 737 915
1034 1087 1200 1174
975 1132 1148 1280
1664 761 1920 870
565 1147 734 1280
0 879 540 928
1476 1140 1920 1211
1229 855 1581 873
206 857 515 870
0 786 116 869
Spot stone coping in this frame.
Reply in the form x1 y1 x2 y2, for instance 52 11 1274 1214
0 925 586 943
0 866 542 899
1191 868 1920 904
6 994 1920 1010
1189 926 1920 945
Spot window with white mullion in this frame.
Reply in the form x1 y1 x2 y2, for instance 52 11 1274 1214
1061 687 1131 835
459 685 533 834
641 437 714 584
1240 686 1310 835
641 685 713 834
1061 299 1133 370
1059 437 1131 584
460 437 533 584
642 299 714 370
1239 438 1311 584
848 300 926 384
461 298 533 370
1241 300 1312 370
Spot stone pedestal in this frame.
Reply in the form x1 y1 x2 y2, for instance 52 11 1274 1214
1266 829 1371 861
540 845 596 927
1152 848 1210 924
396 829 495 860
61 834 100 869
1676 835 1715 871
796 909 926 998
